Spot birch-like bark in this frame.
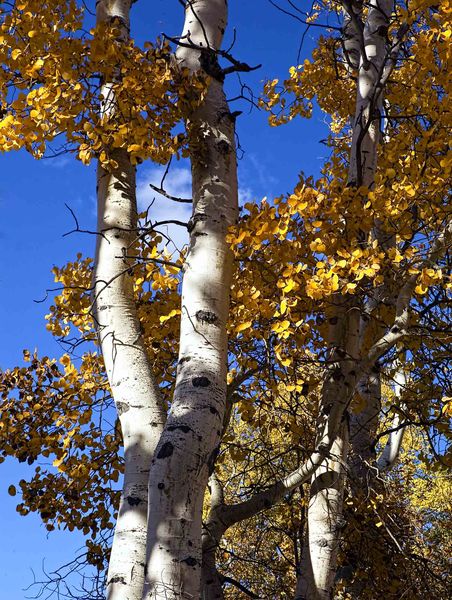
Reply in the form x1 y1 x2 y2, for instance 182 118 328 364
342 0 363 73
349 0 394 188
201 475 226 600
350 368 381 474
92 3 166 599
341 367 407 598
143 2 238 598
296 302 360 600
376 369 407 471
297 4 395 598
295 422 349 600
199 352 359 600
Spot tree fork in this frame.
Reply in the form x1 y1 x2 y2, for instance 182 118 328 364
143 2 239 598
297 2 396 598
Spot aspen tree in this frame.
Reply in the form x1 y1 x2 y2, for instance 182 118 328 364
93 3 165 599
0 2 451 600
143 2 238 598
297 3 399 597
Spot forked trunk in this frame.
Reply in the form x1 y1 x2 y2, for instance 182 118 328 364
143 2 238 598
297 3 395 597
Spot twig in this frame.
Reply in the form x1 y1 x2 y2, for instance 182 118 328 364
149 182 192 203
63 204 106 239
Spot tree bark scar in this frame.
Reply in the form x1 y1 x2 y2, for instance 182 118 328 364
167 424 192 434
126 496 141 506
322 403 333 416
116 401 129 414
332 367 345 381
215 139 232 156
196 310 218 324
199 48 224 81
192 376 210 387
181 556 198 567
109 575 127 585
178 355 192 368
187 213 208 233
207 446 219 475
157 441 174 459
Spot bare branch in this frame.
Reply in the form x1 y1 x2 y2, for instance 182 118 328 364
148 182 192 203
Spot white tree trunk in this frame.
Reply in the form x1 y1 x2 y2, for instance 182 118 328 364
376 369 407 471
342 0 363 74
296 303 360 600
297 4 395 597
93 3 166 599
349 368 381 481
349 0 394 188
295 422 349 600
143 2 238 598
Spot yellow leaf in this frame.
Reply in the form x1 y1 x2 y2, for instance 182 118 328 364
310 238 326 253
405 185 416 197
78 148 92 165
31 58 44 72
280 299 287 314
159 309 180 323
272 320 290 334
415 284 428 295
127 144 142 153
235 321 252 333
53 453 67 469
283 279 295 293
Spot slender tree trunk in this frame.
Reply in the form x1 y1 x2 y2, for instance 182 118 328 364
92 3 166 599
342 0 363 74
341 367 406 599
376 369 407 470
296 422 349 600
297 3 395 597
296 302 359 600
349 1 394 189
201 475 227 600
143 2 238 598
348 368 381 479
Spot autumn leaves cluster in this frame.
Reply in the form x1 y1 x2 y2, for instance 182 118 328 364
0 0 451 595
0 0 204 166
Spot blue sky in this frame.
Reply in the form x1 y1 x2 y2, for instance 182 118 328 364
0 1 330 597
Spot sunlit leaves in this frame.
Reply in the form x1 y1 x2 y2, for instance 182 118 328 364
0 2 206 166
0 0 450 595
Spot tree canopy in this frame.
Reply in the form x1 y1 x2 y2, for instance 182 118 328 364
0 1 450 599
